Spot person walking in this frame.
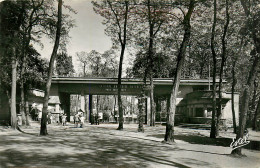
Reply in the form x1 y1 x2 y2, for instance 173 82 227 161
79 114 85 128
74 113 79 128
62 114 67 126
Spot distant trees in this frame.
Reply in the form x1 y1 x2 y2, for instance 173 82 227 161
76 49 118 78
56 52 75 76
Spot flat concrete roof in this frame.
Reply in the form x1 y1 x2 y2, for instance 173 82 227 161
51 77 223 86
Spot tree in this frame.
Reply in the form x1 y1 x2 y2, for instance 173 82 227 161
231 0 260 155
164 0 195 142
0 0 24 129
144 0 171 126
214 0 230 137
40 0 63 135
18 0 45 126
209 0 218 139
93 0 130 130
56 52 75 76
76 51 88 77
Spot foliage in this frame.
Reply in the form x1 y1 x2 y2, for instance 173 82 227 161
76 49 118 77
56 52 75 76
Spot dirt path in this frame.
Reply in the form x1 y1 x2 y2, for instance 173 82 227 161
0 123 259 168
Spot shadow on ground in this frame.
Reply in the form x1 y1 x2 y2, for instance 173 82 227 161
148 133 260 151
0 127 199 168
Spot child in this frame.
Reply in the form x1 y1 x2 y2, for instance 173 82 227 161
74 113 79 128
79 114 85 128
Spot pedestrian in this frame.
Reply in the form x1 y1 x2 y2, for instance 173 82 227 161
38 110 42 123
79 114 85 128
74 113 79 128
62 114 67 126
59 113 63 124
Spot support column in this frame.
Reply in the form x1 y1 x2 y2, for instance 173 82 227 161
59 93 70 122
55 104 59 114
89 95 93 124
203 106 207 117
85 95 89 122
146 97 151 126
81 91 85 112
193 107 196 117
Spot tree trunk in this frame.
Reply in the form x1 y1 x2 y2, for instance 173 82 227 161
216 0 230 136
25 100 30 126
40 0 62 135
164 0 195 142
249 80 258 127
20 39 27 126
117 44 125 130
113 95 117 123
232 50 260 155
116 1 128 130
231 61 237 133
210 0 217 139
252 97 260 131
231 0 260 155
147 0 157 127
150 77 155 126
138 97 145 132
11 50 18 129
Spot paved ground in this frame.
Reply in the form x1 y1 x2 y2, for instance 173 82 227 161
0 122 260 168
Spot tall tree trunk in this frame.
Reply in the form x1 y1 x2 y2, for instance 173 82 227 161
231 60 237 133
113 95 117 122
252 97 260 131
20 32 26 126
40 0 62 135
231 39 243 133
210 0 217 139
20 36 27 125
164 0 195 142
138 96 145 132
117 43 126 130
216 0 230 136
20 0 43 126
249 80 258 127
11 48 18 129
115 1 128 130
147 0 155 127
25 100 30 126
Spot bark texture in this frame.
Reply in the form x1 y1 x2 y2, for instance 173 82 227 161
164 0 195 142
40 0 62 135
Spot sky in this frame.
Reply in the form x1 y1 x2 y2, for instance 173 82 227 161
35 0 113 73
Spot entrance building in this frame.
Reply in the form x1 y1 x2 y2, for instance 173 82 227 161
48 77 239 126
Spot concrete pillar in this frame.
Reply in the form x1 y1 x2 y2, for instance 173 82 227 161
193 107 196 117
80 91 85 112
203 106 207 117
89 95 93 124
59 93 70 122
55 103 59 113
146 97 151 125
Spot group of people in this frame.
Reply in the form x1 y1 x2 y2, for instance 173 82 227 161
74 113 85 128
